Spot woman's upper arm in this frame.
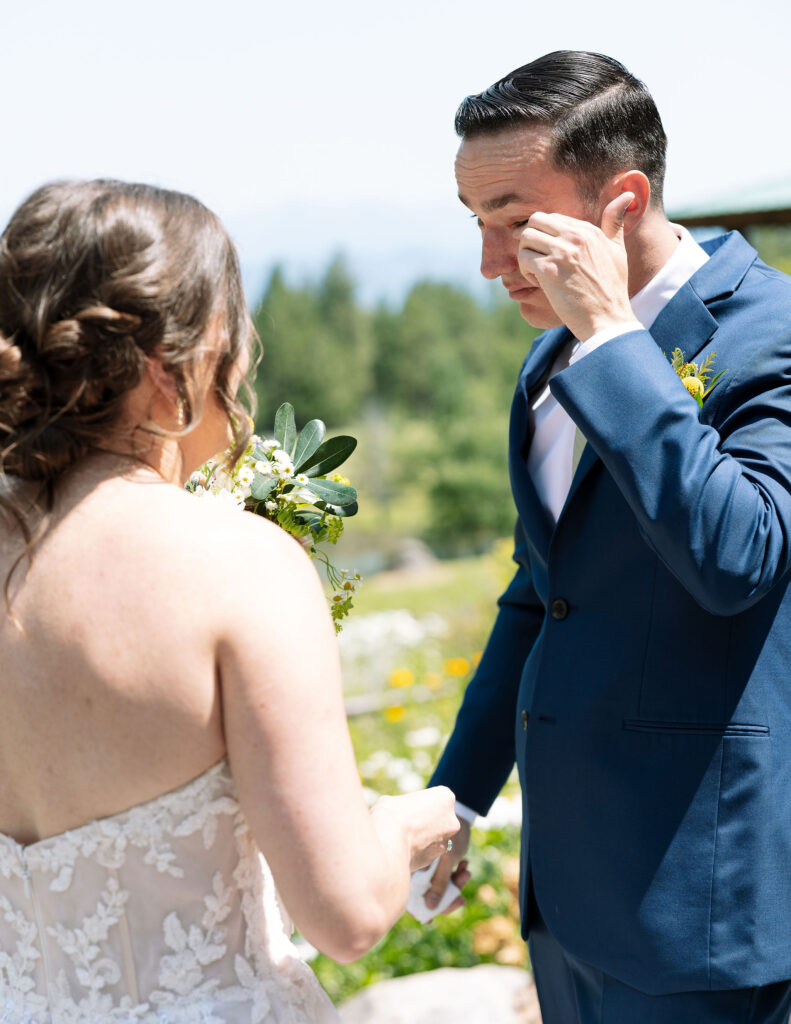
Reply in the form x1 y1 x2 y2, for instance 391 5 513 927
214 517 385 952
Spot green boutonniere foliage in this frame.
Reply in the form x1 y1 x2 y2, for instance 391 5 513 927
669 348 726 409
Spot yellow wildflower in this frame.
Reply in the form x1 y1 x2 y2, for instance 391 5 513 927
384 705 406 723
683 376 704 400
388 668 415 689
445 657 471 677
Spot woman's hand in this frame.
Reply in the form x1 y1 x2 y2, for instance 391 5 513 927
370 786 460 872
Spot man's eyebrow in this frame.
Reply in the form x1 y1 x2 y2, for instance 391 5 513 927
457 192 529 213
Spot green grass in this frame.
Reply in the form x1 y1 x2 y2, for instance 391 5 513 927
351 552 506 618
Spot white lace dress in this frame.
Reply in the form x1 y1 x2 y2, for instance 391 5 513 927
0 759 341 1023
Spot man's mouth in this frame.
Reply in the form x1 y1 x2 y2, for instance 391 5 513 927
506 284 539 301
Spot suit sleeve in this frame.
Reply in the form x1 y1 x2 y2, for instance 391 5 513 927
551 326 791 616
429 519 545 815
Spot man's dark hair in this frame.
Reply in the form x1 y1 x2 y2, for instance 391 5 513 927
455 51 667 207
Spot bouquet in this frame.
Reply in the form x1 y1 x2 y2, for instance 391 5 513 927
186 403 361 631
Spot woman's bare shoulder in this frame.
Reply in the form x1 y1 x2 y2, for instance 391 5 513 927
155 484 306 559
124 483 320 606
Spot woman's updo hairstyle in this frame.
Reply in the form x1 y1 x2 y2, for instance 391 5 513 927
0 179 254 495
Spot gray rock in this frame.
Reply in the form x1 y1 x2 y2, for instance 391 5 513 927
338 965 541 1024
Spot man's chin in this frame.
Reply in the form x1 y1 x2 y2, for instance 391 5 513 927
518 302 564 330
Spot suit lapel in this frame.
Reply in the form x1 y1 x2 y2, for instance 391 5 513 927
647 281 718 363
558 430 600 515
650 230 756 364
520 326 574 397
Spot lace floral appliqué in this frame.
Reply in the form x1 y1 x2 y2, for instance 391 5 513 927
0 760 339 1023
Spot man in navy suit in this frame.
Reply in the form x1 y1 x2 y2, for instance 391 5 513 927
426 51 791 1022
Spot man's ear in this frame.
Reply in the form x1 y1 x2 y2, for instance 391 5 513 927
605 170 651 235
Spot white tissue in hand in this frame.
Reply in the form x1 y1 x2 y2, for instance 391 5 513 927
406 857 461 923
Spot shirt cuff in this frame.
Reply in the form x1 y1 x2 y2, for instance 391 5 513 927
569 321 644 364
454 801 477 825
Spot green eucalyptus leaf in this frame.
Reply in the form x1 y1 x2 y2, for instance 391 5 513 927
316 499 359 518
300 435 357 477
304 478 357 506
274 403 297 456
703 370 727 397
251 475 278 501
293 419 326 471
295 512 328 535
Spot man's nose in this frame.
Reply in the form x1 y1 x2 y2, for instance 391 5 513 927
480 231 517 281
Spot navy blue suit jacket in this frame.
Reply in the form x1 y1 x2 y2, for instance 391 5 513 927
431 232 791 993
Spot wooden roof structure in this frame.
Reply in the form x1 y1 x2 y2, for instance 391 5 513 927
671 177 791 231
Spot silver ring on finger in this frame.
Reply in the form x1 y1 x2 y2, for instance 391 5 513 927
447 839 453 854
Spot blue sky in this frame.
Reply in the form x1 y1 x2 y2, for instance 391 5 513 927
3 0 790 303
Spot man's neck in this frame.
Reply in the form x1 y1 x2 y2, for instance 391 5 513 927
624 209 680 298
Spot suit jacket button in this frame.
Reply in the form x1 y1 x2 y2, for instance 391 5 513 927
550 598 569 620
521 710 529 730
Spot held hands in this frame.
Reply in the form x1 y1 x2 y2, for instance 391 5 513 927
423 816 471 916
370 786 460 873
516 192 635 342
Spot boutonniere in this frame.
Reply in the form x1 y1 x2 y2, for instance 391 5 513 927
669 348 726 409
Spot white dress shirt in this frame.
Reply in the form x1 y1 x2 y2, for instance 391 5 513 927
454 224 709 826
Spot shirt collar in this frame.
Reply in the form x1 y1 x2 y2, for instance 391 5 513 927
629 223 709 330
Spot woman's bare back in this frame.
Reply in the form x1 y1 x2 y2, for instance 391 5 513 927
0 463 233 845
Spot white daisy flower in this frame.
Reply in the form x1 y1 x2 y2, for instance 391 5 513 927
273 450 294 469
199 488 245 511
212 467 235 492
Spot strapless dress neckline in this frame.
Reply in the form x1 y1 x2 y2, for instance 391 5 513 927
0 757 230 854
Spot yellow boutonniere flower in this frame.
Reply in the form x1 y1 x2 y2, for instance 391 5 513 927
669 348 726 409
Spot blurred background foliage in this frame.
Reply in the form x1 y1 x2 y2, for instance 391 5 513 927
305 543 526 1006
251 259 537 1002
252 257 539 565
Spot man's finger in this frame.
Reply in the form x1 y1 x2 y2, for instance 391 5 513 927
601 191 635 243
516 226 554 256
425 851 454 910
441 894 467 916
527 210 585 235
